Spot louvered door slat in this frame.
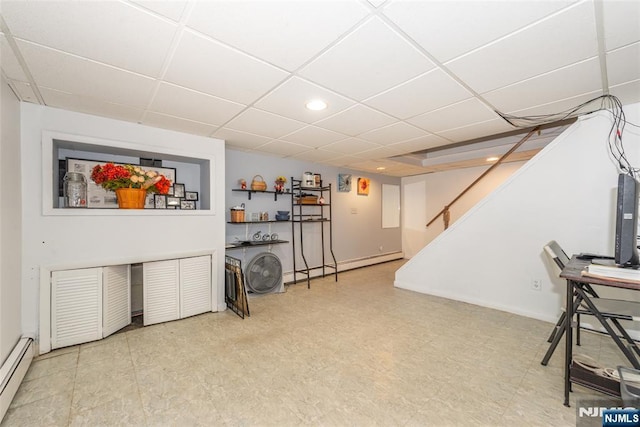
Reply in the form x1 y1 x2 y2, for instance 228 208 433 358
51 268 103 349
103 265 131 337
143 259 179 326
179 256 212 318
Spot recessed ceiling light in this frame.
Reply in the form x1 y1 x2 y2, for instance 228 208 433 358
305 99 327 111
486 156 499 162
376 166 386 171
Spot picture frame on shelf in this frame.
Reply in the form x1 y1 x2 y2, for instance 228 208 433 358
167 196 181 207
173 183 185 198
144 192 154 209
180 200 196 210
185 191 198 201
154 194 167 209
167 186 174 196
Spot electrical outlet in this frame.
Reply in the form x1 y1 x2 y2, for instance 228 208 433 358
531 279 542 291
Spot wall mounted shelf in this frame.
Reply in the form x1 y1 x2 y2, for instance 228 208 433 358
232 189 290 201
225 240 289 250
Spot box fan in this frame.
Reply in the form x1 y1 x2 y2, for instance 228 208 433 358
245 252 283 294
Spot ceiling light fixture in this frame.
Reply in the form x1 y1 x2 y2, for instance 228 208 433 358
305 99 327 111
486 156 499 162
376 166 386 171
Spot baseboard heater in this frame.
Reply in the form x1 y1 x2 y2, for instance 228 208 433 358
0 337 34 422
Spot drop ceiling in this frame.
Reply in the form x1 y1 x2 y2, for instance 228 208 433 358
1 0 639 176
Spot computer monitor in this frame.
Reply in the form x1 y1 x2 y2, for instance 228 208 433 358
615 173 640 267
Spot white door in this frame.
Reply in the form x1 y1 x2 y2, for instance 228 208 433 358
143 259 180 326
103 265 131 337
51 267 103 349
179 255 212 318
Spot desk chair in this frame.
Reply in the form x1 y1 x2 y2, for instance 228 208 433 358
541 240 600 365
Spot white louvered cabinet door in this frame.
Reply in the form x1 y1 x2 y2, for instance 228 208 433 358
51 267 103 349
143 259 180 326
179 255 212 318
103 265 131 337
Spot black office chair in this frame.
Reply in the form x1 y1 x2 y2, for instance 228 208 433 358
541 240 599 365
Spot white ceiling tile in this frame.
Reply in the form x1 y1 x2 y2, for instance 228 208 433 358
225 108 306 139
300 17 434 100
2 1 177 77
322 138 382 154
17 40 156 108
483 57 603 113
446 2 598 94
150 83 246 126
165 30 288 104
602 0 640 51
609 79 640 107
314 104 396 136
143 112 218 137
364 68 472 119
11 81 38 103
607 42 640 87
507 90 604 118
437 119 515 143
383 0 574 62
187 1 369 71
358 122 427 145
407 98 499 133
366 0 387 8
387 134 452 153
1 34 28 81
356 145 403 160
39 87 144 123
291 149 341 163
279 126 348 148
129 0 188 21
321 155 366 167
214 128 273 150
254 140 310 157
254 77 354 123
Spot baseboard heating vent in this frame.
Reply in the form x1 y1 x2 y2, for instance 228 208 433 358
0 337 34 422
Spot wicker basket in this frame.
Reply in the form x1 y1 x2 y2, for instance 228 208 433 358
115 188 147 209
230 208 245 222
251 175 267 191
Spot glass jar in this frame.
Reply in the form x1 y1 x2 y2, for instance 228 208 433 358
63 172 87 208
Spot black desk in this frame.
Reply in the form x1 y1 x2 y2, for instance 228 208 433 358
561 256 640 406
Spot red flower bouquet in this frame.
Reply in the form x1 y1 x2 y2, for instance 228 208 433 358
91 163 171 194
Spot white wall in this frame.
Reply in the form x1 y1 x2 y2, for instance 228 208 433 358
0 78 22 364
20 104 226 351
225 149 403 280
395 104 640 325
402 161 525 258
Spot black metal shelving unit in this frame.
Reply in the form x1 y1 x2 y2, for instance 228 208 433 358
290 177 338 288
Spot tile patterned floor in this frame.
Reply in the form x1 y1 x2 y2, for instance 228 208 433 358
1 260 629 426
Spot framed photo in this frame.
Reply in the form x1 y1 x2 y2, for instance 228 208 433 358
65 157 176 208
144 192 155 209
167 186 174 196
154 194 167 209
167 196 180 208
185 191 199 201
173 183 185 198
338 174 352 192
167 196 181 207
357 177 370 196
166 205 177 209
180 200 196 210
